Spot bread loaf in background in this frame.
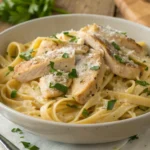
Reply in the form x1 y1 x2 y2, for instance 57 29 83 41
115 0 150 27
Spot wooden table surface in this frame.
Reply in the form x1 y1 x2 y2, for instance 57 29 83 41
0 0 121 32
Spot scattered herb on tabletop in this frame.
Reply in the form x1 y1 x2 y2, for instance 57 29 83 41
11 128 23 134
21 141 39 150
128 135 139 142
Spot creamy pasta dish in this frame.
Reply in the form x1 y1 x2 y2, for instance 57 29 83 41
0 24 150 124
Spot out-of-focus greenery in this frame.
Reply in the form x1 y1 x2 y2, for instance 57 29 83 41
0 0 68 24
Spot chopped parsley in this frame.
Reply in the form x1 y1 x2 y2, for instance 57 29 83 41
114 54 125 64
48 62 63 76
48 61 57 73
63 32 78 42
21 141 39 150
135 80 150 86
121 32 127 35
63 32 74 37
145 66 148 71
128 135 139 142
66 104 78 109
90 66 100 70
19 49 34 61
49 83 68 94
107 99 117 110
56 71 63 76
68 69 78 78
112 42 120 50
69 36 78 43
5 66 14 76
11 55 17 59
11 90 17 98
82 109 90 118
50 34 58 39
11 128 23 134
140 88 150 95
62 53 69 58
138 106 148 111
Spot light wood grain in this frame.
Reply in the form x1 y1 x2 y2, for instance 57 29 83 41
115 0 150 27
55 0 115 16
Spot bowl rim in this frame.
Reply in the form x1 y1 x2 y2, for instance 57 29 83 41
0 14 150 127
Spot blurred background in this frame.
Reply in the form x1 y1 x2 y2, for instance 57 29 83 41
0 0 149 32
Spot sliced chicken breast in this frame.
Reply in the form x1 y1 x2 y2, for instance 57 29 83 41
36 38 89 56
79 31 141 79
71 49 106 104
80 24 143 54
39 72 72 98
14 46 75 82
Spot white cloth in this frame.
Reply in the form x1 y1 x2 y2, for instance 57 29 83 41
0 114 150 150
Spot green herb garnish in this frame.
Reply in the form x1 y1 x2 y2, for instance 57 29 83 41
112 42 120 50
48 61 57 73
66 104 78 109
140 88 150 95
63 32 78 42
11 128 23 134
56 71 63 76
82 109 90 118
5 66 14 76
62 53 69 58
21 141 39 150
90 66 100 70
63 32 74 37
114 54 125 63
68 69 78 78
121 32 127 35
11 90 17 98
50 34 58 39
49 83 68 93
136 80 150 86
107 99 117 110
145 66 148 71
21 141 31 148
0 0 68 24
19 49 33 61
69 37 78 43
128 135 139 142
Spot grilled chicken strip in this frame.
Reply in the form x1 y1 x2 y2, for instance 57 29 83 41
39 72 72 98
13 46 75 82
79 31 141 79
71 49 106 104
80 24 143 55
35 38 89 56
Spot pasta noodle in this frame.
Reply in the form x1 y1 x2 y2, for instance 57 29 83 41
1 25 150 124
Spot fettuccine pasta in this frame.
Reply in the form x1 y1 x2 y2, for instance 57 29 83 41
0 24 150 124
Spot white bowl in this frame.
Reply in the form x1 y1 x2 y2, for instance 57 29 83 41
0 14 150 144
